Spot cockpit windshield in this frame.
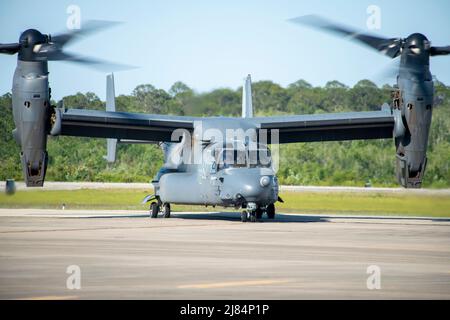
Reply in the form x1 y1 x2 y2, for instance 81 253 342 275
215 147 272 170
249 148 272 168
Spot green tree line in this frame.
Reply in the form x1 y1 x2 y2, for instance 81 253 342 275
1 79 449 187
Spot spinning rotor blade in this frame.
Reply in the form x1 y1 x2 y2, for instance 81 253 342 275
289 15 402 58
0 43 21 54
50 20 121 47
31 20 135 71
40 50 135 71
430 46 450 56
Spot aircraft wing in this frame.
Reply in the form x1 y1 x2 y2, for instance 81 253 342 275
53 108 198 142
251 105 395 143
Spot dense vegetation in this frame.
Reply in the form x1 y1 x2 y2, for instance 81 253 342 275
1 79 449 187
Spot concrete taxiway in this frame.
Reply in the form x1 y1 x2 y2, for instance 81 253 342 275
0 209 449 299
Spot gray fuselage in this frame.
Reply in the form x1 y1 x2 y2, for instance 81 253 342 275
154 118 279 208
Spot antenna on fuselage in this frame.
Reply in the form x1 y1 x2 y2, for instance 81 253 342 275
242 74 253 118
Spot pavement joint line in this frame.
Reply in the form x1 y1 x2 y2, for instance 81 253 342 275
177 279 292 289
0 223 231 234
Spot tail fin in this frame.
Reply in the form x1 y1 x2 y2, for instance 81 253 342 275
242 74 253 118
104 73 117 163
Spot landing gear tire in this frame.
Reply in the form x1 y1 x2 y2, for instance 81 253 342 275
241 210 248 222
150 202 159 218
266 203 275 219
162 203 171 218
255 207 263 220
249 212 257 223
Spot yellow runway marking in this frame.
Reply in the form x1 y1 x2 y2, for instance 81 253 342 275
18 295 78 300
178 279 291 289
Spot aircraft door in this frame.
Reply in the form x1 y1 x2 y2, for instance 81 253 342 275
206 148 222 199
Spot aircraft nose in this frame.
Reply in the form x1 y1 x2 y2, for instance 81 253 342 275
238 175 273 199
220 171 277 204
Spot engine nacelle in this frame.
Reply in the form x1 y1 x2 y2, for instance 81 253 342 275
11 60 51 187
393 79 433 188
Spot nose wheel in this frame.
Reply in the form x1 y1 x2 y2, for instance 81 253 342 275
150 202 159 218
241 206 270 222
255 207 263 219
241 210 257 222
149 201 171 218
241 210 248 222
162 203 171 218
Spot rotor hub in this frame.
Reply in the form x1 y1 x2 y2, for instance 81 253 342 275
18 29 49 61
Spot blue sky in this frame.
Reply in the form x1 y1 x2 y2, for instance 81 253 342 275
1 0 449 100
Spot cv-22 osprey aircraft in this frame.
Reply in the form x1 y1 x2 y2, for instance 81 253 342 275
1 16 449 222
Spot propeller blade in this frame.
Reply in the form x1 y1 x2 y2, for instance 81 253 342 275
0 43 20 55
50 20 121 47
375 60 431 83
42 50 136 72
288 15 402 58
430 46 450 56
371 59 400 84
28 20 134 71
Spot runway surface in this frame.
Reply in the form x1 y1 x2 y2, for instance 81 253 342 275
0 208 449 299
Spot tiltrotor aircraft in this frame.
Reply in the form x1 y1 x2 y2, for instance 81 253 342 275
1 16 448 222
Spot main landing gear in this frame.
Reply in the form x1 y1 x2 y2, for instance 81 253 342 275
149 201 171 218
241 203 276 222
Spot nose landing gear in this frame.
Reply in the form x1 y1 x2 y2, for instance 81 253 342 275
162 203 171 218
149 201 171 218
241 204 275 222
150 202 159 218
241 210 249 222
240 210 258 222
266 203 275 219
255 207 263 219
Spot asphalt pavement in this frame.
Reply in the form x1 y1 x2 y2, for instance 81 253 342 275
0 209 449 299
